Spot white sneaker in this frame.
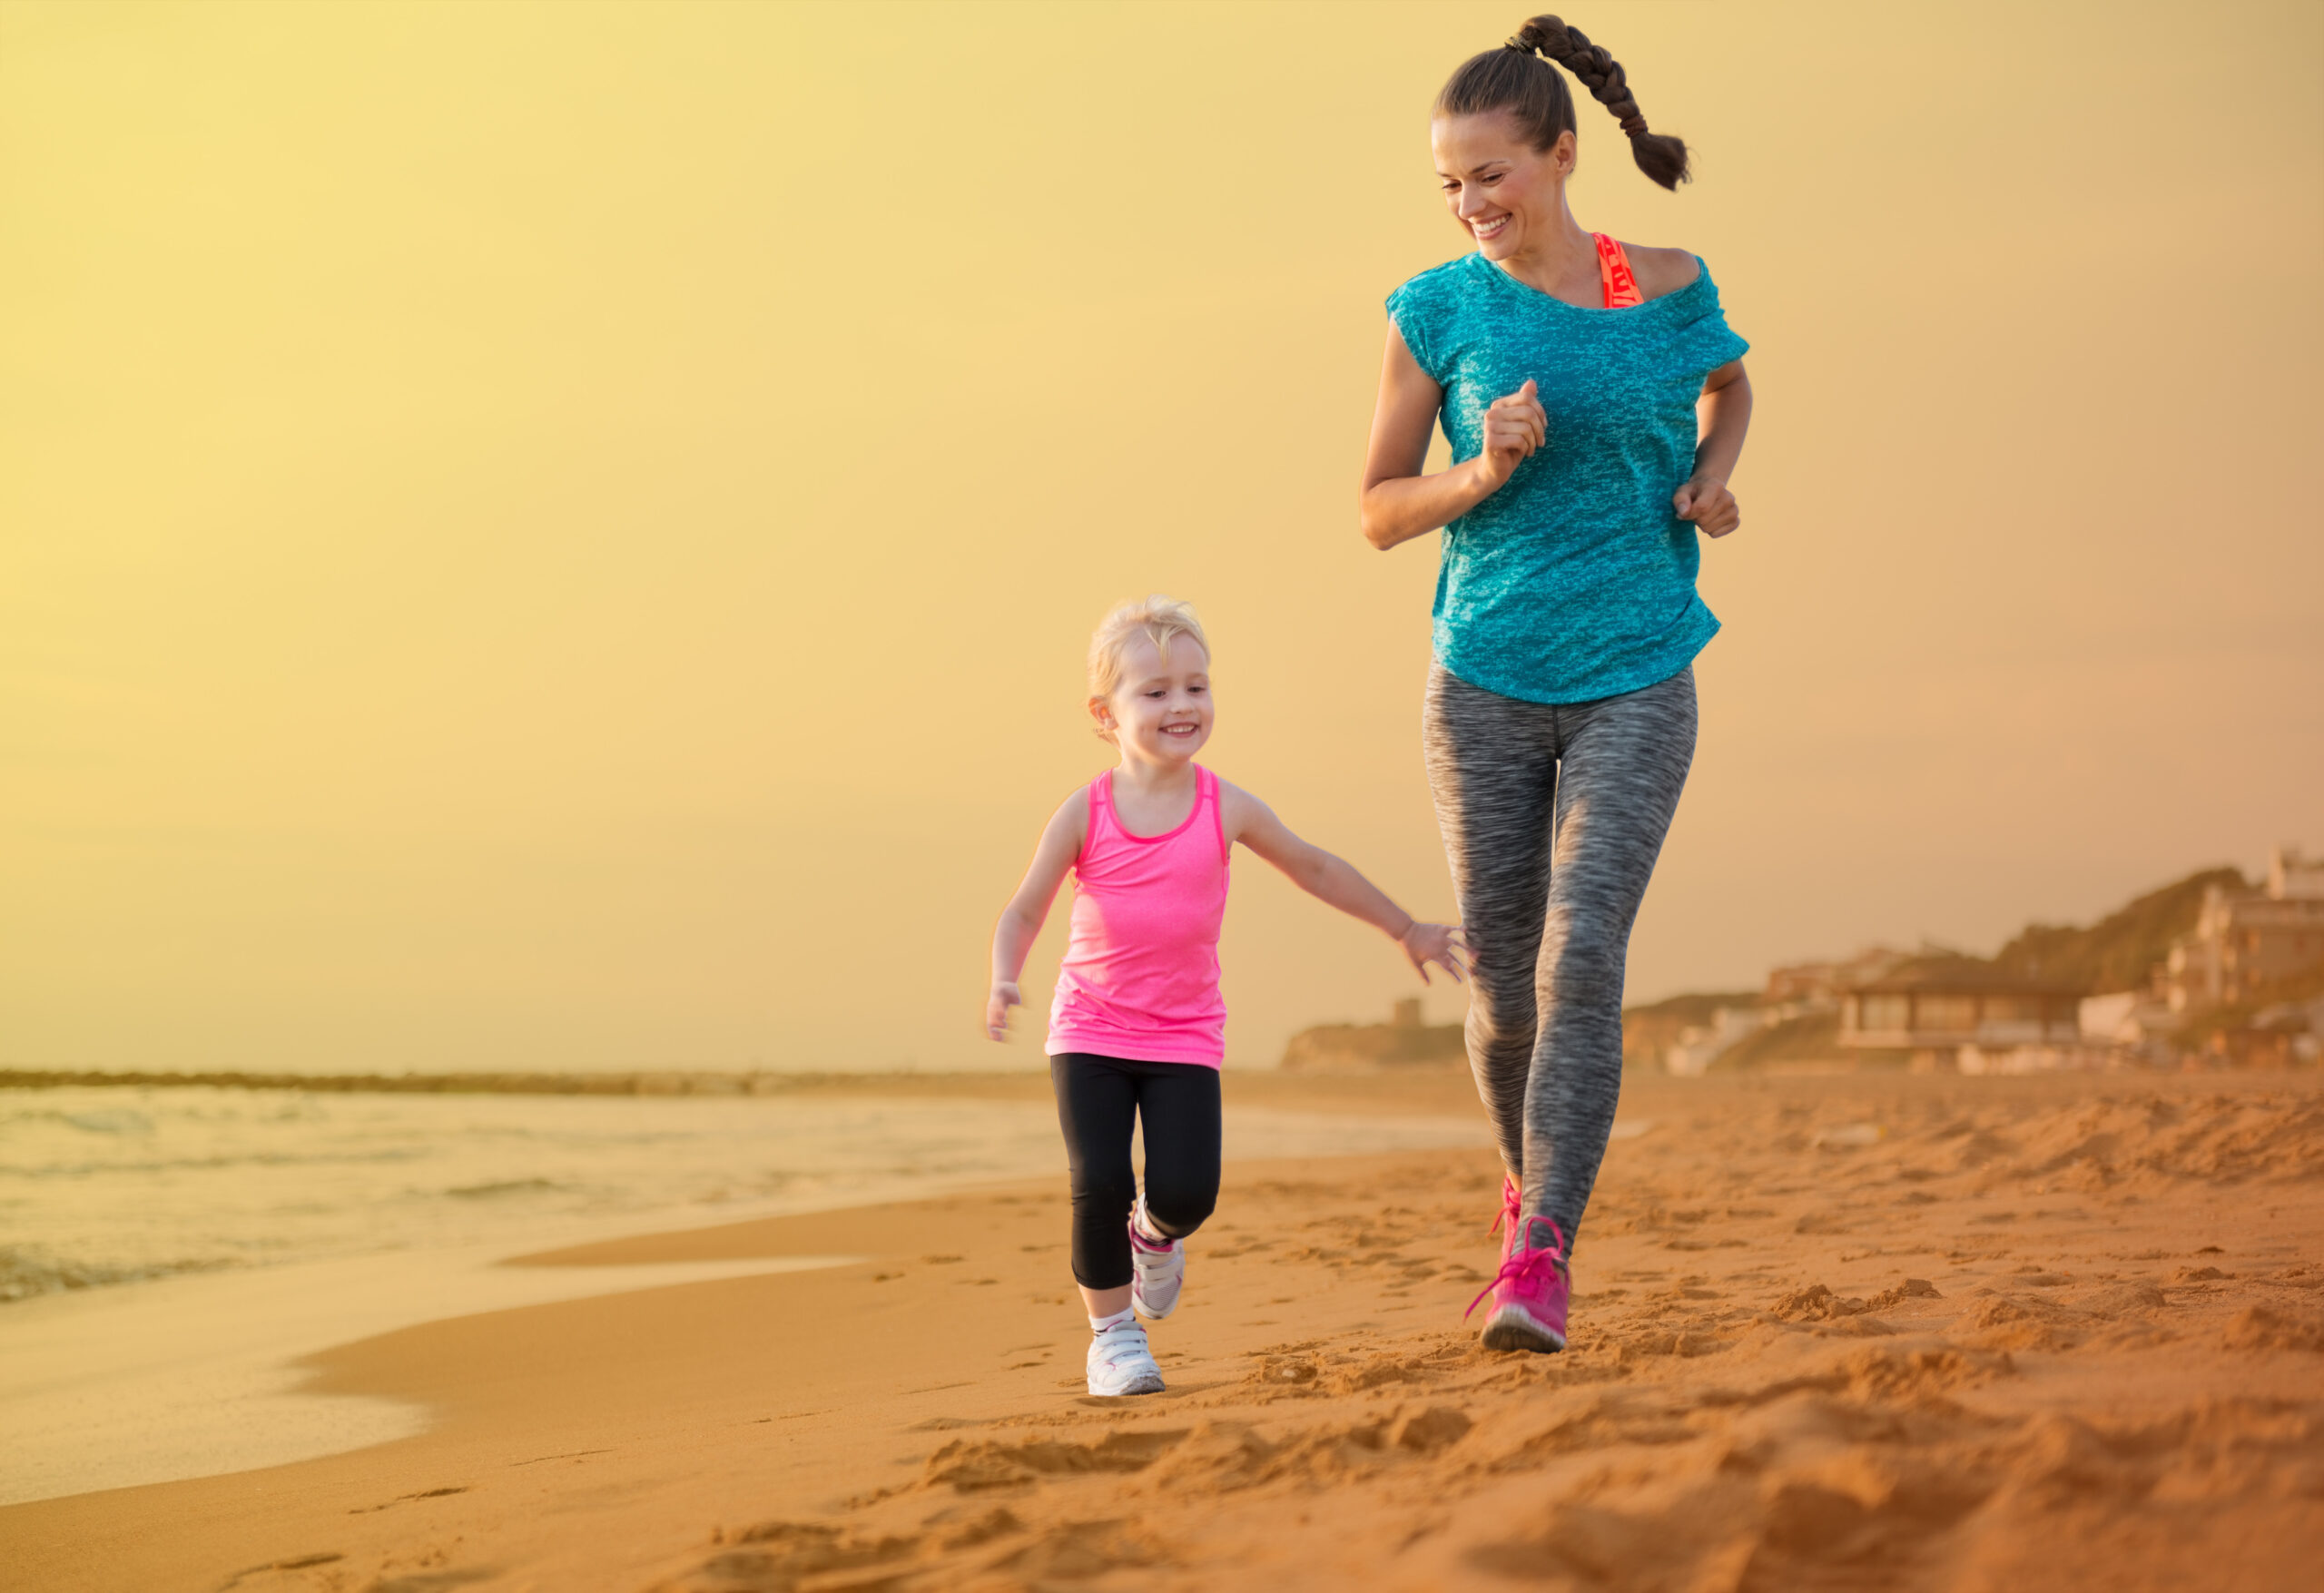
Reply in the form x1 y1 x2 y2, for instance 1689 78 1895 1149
1128 1194 1186 1320
1086 1319 1166 1396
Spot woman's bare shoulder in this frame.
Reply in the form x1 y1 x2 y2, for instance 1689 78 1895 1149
1624 243 1705 302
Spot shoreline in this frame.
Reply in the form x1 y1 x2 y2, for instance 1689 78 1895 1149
0 1078 1492 1511
5 1069 2320 1591
10 1054 2304 1098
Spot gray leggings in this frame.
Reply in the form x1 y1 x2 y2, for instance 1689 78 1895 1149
1423 662 1697 1254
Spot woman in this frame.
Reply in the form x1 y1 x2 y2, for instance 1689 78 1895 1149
1359 15 1752 1354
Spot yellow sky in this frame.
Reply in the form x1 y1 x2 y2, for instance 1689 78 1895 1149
4 1 2319 1074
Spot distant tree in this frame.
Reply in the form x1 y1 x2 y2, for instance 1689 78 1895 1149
1989 866 2247 993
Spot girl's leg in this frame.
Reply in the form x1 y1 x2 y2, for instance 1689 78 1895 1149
1050 1052 1140 1316
1131 1060 1221 1240
1423 664 1561 1181
1525 667 1698 1251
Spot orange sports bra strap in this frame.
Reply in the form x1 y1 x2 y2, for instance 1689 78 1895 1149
1593 232 1642 309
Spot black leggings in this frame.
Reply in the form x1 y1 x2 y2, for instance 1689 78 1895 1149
1050 1053 1222 1291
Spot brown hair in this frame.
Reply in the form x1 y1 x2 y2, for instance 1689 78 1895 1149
1434 15 1689 191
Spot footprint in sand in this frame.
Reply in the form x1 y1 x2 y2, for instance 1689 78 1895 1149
218 1552 343 1588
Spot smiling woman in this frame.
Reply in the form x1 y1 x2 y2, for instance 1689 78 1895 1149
1357 15 1755 1362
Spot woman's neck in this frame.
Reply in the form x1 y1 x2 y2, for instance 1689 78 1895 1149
1491 209 1598 300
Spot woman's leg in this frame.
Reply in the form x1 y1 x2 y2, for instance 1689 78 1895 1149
1050 1052 1141 1309
1131 1060 1222 1240
1525 667 1698 1251
1423 664 1562 1180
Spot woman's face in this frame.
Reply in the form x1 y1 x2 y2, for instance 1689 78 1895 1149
1431 112 1574 262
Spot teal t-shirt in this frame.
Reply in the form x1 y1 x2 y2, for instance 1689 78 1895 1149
1386 250 1748 704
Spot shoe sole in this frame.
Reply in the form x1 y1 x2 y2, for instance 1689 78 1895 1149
1088 1372 1167 1396
1480 1304 1566 1355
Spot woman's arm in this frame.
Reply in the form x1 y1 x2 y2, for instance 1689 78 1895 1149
1672 359 1752 538
1222 783 1466 983
986 793 1088 1039
1358 326 1547 551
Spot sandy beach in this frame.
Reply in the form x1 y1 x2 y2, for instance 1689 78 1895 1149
3 1067 2319 1592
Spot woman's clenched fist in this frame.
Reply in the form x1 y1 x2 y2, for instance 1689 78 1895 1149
1673 474 1740 538
1475 379 1547 489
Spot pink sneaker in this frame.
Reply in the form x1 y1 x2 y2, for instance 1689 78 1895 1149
1466 1215 1570 1353
1488 1175 1522 1264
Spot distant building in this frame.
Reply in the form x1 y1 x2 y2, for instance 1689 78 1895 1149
1764 947 1905 1006
1956 1043 2109 1077
1664 1006 1773 1077
2165 845 2324 1013
1837 955 2083 1066
2077 991 2141 1039
2274 845 2324 901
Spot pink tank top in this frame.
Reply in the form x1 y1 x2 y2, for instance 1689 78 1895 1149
1046 765 1231 1067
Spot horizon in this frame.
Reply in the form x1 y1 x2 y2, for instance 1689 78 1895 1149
0 845 2289 1081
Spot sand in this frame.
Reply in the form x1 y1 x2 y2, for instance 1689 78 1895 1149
5 1067 2323 1592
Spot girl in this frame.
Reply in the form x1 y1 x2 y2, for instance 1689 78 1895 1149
1359 16 1753 1354
986 595 1466 1397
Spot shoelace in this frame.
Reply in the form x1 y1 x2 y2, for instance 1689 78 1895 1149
1485 1176 1521 1242
1465 1219 1568 1320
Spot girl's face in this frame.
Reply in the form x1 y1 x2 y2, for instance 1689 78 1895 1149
1431 111 1573 263
1091 632 1212 767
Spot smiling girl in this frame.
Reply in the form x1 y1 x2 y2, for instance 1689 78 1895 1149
986 595 1465 1396
1360 16 1753 1355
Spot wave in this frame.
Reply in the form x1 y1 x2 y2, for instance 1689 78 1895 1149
0 1246 234 1304
0 1147 435 1180
0 1087 1082 1311
444 1177 565 1199
0 1106 159 1136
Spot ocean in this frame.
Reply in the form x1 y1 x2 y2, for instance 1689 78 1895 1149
3 1085 1091 1304
0 1081 1490 1503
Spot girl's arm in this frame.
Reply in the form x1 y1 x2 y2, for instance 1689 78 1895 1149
1671 359 1752 538
986 792 1088 1040
1222 783 1467 984
1358 325 1547 552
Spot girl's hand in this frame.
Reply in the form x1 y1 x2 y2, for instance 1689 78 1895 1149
1673 474 1740 537
1399 921 1470 986
1474 380 1546 490
985 981 1021 1041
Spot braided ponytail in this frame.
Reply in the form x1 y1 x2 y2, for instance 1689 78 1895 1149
1436 14 1690 191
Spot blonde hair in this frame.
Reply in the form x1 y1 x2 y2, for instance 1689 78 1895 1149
1087 595 1209 737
